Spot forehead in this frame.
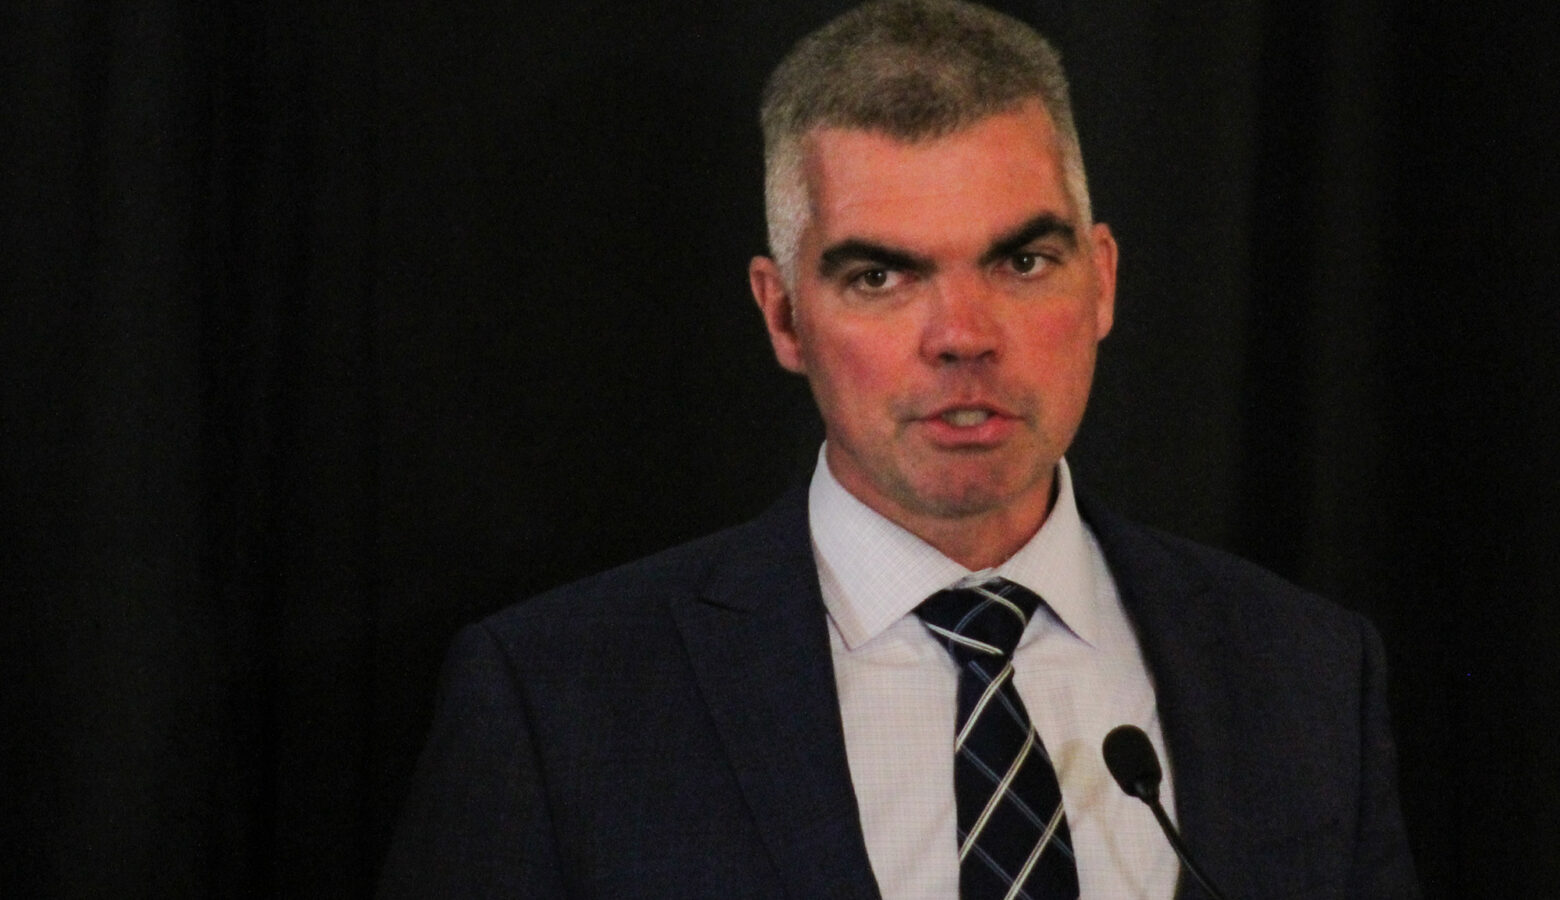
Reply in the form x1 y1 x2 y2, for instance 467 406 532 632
799 102 1075 252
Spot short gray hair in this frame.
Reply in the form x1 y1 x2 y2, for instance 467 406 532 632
760 0 1091 286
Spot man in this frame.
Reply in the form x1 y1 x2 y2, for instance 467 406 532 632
380 1 1419 898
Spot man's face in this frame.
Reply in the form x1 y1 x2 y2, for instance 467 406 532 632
750 101 1116 540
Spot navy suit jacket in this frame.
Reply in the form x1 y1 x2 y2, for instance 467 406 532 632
379 486 1419 899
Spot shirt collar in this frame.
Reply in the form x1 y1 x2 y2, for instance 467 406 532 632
808 446 1100 651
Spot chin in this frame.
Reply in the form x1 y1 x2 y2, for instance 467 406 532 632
897 478 1018 520
896 459 1052 521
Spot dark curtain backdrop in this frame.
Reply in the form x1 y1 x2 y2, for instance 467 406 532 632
5 1 1557 896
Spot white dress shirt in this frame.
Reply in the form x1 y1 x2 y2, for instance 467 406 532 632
809 450 1181 899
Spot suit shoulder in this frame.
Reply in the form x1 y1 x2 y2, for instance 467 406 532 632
482 524 738 630
1153 525 1336 609
479 484 808 631
1083 497 1374 643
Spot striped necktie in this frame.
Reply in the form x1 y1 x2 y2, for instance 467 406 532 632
916 578 1079 900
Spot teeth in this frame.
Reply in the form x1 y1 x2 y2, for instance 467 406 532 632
941 409 991 427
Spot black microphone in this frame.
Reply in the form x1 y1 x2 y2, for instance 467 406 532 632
1102 724 1230 900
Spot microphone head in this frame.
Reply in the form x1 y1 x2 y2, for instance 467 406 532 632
1103 724 1163 803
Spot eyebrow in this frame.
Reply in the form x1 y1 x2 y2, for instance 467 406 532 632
979 214 1079 267
816 213 1080 279
817 240 933 279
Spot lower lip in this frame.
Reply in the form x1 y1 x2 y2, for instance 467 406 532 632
916 414 1018 447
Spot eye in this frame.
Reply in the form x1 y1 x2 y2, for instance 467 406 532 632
1008 252 1049 277
850 267 905 292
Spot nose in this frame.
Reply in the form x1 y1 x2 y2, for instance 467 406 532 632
920 274 1002 365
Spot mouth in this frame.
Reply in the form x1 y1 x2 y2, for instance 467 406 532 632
938 408 995 428
912 403 1020 447
922 401 1016 426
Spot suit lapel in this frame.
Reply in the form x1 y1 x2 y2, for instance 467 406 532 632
1078 495 1246 900
670 485 1253 900
670 486 882 900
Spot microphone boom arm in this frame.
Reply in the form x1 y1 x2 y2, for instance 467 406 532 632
1102 724 1231 900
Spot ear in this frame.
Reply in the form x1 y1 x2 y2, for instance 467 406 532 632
749 255 806 373
1087 222 1118 340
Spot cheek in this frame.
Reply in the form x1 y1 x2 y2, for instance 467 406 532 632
1025 302 1099 354
799 321 908 415
1018 304 1103 389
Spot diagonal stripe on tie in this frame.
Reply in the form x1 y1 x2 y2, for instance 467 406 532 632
960 724 1038 859
917 578 1079 900
956 661 1014 750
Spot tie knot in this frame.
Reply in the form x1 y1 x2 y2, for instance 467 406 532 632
915 577 1042 662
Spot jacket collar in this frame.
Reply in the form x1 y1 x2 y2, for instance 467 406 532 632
669 483 882 900
1076 491 1244 900
668 481 1247 900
